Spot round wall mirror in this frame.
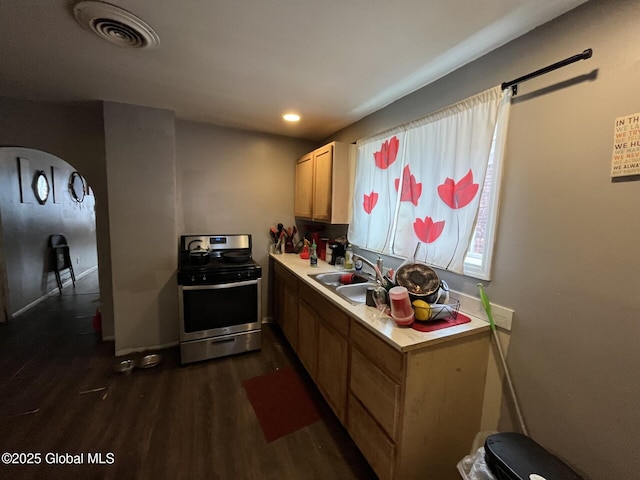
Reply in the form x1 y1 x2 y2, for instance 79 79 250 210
69 171 86 203
33 170 50 205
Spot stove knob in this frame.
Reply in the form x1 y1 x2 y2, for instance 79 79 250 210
202 274 207 282
190 275 195 283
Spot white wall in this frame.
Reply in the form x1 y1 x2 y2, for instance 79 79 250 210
103 102 178 355
329 0 640 478
175 119 316 317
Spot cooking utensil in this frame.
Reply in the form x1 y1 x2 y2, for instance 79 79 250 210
187 240 210 265
188 239 201 248
394 242 441 300
222 251 251 263
395 262 440 298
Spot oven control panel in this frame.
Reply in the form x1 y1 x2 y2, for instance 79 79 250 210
181 234 251 252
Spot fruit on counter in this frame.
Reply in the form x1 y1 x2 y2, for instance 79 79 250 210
412 299 431 321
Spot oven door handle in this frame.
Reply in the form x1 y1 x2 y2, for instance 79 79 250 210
181 279 259 291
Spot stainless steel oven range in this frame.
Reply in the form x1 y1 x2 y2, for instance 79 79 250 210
177 234 262 364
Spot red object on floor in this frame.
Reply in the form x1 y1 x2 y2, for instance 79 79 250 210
410 311 472 332
92 308 102 333
242 367 322 443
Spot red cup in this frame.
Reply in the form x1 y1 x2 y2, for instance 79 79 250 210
340 273 355 284
391 312 415 326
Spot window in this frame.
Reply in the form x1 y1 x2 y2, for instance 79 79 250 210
349 86 511 280
463 128 504 280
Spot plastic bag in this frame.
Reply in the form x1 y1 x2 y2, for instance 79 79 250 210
457 447 497 480
457 431 499 480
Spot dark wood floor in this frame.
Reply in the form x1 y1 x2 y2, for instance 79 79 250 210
0 271 376 480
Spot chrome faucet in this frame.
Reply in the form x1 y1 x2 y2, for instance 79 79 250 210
353 254 385 284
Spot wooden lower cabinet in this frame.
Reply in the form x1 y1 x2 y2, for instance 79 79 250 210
298 283 350 423
273 262 298 351
297 299 318 378
348 321 490 480
271 262 489 480
347 393 396 480
350 346 401 441
316 320 349 422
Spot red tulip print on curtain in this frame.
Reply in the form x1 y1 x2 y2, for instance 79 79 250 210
436 169 480 269
363 192 378 214
394 165 422 206
373 136 399 170
437 169 479 209
413 216 445 244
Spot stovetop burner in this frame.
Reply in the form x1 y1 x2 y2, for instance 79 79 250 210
180 253 258 271
178 234 261 285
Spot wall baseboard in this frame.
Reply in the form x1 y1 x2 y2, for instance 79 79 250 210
11 266 99 318
115 340 179 357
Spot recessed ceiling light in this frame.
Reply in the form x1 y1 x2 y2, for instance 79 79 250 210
283 113 301 122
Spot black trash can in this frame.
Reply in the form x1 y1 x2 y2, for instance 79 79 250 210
484 432 583 480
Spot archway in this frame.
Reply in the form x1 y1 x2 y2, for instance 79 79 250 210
0 147 99 322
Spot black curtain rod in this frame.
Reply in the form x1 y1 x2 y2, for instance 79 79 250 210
501 48 593 95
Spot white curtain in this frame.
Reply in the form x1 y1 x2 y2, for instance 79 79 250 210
349 86 511 274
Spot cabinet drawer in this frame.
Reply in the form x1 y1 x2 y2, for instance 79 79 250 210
351 321 403 382
347 393 395 480
298 283 349 337
350 347 400 441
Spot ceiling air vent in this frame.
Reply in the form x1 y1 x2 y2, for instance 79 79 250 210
73 1 159 49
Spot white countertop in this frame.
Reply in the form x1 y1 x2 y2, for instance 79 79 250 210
270 253 489 353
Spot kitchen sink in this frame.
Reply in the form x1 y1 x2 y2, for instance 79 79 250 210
308 271 377 305
335 283 378 305
310 271 372 287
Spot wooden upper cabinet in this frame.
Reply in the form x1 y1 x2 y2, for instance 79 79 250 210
312 144 333 222
294 153 313 219
294 141 354 224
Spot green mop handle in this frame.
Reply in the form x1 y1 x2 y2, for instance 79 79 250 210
477 283 528 436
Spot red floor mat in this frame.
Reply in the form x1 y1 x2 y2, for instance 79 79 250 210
242 367 322 443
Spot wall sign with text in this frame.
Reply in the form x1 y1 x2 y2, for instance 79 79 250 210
611 112 640 178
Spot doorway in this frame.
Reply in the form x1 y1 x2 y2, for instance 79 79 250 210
0 147 99 322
